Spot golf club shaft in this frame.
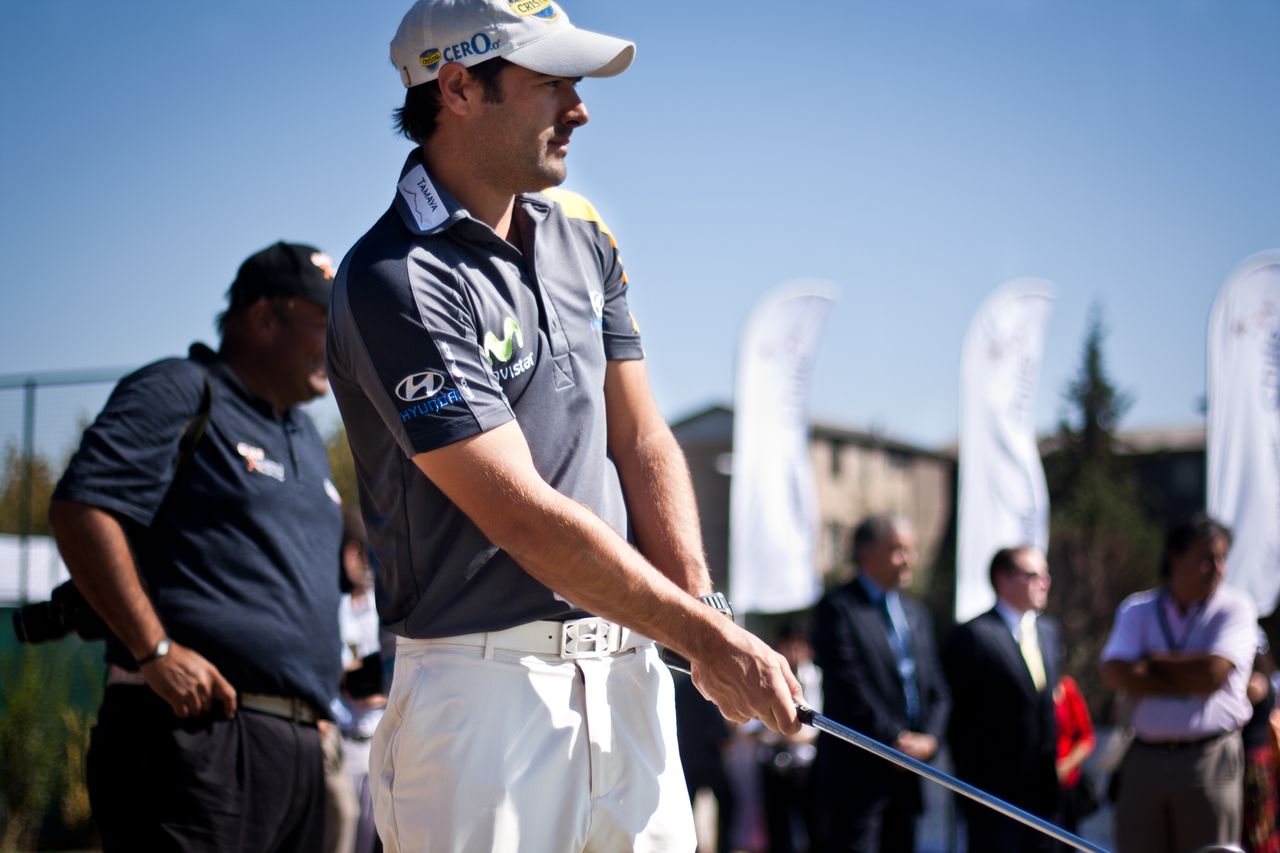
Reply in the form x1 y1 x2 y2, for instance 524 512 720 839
797 704 1108 853
659 649 1107 853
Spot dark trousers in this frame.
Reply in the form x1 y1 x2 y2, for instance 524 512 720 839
963 800 1057 853
87 685 325 853
761 761 815 853
684 756 736 853
813 768 918 853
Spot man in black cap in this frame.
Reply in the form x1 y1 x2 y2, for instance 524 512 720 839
49 241 345 852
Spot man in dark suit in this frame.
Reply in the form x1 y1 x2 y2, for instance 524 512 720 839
811 515 951 852
943 546 1061 852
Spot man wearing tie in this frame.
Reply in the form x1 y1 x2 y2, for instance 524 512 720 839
811 515 950 852
943 545 1061 852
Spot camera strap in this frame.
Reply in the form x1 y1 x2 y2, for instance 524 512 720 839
174 367 213 474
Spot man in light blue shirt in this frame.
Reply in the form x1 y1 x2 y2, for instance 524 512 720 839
1101 514 1256 853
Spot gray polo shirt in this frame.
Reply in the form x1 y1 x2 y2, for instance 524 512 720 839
327 150 644 638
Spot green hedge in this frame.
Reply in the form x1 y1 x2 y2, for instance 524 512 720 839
0 614 103 851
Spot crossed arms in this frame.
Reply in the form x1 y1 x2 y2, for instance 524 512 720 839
1101 653 1234 697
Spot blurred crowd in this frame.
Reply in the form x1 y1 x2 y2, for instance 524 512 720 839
673 514 1280 853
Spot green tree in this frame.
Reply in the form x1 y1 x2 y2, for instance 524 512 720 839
0 441 57 537
0 643 96 851
1044 306 1161 721
326 425 359 517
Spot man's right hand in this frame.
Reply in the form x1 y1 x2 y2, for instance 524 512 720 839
690 625 803 736
142 642 238 720
894 731 938 761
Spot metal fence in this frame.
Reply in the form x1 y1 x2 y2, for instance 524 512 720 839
0 367 130 604
0 363 345 606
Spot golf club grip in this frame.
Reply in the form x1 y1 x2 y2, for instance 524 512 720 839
658 646 692 674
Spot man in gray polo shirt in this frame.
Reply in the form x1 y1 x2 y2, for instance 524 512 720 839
1101 514 1257 853
326 0 803 849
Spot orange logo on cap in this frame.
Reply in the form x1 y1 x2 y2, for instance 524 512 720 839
310 252 335 280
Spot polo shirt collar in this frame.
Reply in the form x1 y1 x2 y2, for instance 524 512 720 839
1162 584 1215 621
393 150 469 236
518 191 553 218
189 343 294 423
393 150 562 241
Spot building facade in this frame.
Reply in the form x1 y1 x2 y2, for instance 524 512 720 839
669 405 957 606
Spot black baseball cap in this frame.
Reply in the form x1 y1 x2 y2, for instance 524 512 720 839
226 241 336 313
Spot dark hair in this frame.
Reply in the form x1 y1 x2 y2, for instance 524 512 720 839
1160 513 1232 579
215 296 292 338
988 545 1035 589
392 57 513 145
850 514 907 565
343 508 368 551
338 509 369 595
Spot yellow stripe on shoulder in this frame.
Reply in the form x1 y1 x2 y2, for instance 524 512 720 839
542 187 615 244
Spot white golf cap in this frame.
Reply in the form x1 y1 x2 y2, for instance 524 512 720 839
391 0 635 88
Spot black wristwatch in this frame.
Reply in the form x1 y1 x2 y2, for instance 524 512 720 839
136 637 171 667
698 593 734 619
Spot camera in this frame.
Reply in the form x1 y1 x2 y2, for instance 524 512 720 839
12 580 109 644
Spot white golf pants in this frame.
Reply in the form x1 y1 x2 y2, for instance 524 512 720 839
371 636 696 852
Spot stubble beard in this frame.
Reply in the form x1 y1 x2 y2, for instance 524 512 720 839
473 112 570 194
518 129 569 191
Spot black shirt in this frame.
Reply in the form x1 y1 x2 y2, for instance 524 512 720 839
54 344 343 711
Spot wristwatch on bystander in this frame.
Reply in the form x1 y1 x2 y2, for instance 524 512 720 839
136 637 171 667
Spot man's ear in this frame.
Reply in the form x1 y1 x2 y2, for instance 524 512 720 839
242 298 278 344
437 62 481 115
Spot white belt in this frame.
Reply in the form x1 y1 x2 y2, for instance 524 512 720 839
400 616 649 661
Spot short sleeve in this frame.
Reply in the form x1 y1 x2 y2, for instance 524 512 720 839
598 230 643 361
329 244 514 459
1099 595 1146 663
542 187 644 361
1206 590 1260 672
52 359 206 527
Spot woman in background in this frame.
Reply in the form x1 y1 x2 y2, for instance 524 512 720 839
1242 647 1280 853
1054 674 1098 833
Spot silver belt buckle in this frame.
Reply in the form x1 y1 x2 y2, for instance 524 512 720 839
559 617 621 659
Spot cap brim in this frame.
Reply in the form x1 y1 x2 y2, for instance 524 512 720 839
507 27 635 79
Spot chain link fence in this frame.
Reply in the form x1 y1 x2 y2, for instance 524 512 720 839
0 368 129 606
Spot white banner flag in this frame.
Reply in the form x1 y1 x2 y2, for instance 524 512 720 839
0 534 70 606
729 279 836 614
956 279 1054 622
1208 250 1280 618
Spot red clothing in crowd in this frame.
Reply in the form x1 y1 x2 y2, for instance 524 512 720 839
1054 675 1095 788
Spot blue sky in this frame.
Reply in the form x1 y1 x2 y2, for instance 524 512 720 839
2 0 1277 457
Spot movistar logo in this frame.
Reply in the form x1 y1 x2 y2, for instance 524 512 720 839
483 316 523 364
